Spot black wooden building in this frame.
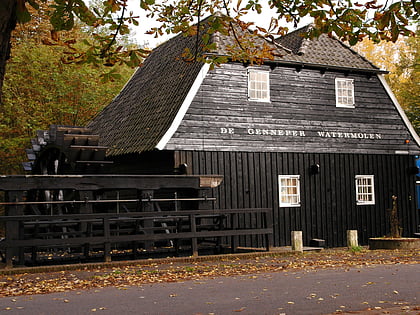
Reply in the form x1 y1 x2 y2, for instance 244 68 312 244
89 20 420 247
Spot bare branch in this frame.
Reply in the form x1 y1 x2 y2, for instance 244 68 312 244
101 0 127 58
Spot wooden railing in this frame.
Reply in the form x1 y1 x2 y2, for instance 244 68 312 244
0 175 273 267
0 208 273 267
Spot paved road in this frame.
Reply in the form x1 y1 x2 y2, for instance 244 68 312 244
0 263 419 314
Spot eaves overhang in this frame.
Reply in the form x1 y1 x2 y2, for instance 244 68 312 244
204 53 388 75
264 59 389 75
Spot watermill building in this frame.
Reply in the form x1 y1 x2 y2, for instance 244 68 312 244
88 20 420 247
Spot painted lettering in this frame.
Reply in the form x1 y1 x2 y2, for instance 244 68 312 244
235 127 382 140
318 131 383 140
220 127 234 134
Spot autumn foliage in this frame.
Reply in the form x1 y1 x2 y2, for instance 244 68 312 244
0 2 134 174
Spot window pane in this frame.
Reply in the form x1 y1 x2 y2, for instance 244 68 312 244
336 78 354 107
248 70 269 101
279 175 300 207
356 175 375 205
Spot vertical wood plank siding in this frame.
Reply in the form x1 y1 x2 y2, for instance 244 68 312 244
175 151 419 247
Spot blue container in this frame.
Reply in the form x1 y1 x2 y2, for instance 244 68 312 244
417 182 420 209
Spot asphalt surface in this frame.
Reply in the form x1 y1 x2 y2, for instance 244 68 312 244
0 263 419 314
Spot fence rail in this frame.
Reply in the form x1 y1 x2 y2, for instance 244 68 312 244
0 175 272 268
0 208 273 267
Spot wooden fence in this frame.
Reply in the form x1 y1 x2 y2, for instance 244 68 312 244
0 175 273 267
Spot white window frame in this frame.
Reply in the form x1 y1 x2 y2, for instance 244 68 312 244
335 78 354 108
355 175 375 205
248 69 270 102
279 175 301 207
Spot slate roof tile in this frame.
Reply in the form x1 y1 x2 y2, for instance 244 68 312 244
275 25 380 71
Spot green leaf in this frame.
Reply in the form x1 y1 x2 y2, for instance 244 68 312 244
390 13 399 42
349 35 359 46
377 11 390 30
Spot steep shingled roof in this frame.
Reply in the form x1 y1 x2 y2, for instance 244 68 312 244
88 30 206 155
89 18 382 156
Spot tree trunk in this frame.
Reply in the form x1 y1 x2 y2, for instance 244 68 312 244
0 0 17 105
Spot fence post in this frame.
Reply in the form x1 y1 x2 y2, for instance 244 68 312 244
103 217 111 262
347 230 358 248
230 213 238 253
190 214 198 257
291 231 303 252
264 210 274 251
5 191 25 267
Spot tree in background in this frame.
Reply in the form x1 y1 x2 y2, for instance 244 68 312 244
392 27 420 133
0 2 135 174
0 0 419 104
355 26 420 134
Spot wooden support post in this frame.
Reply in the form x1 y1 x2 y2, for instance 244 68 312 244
197 188 211 210
347 230 358 248
141 190 154 250
103 218 111 262
190 214 198 257
291 231 303 252
80 191 94 257
83 222 93 259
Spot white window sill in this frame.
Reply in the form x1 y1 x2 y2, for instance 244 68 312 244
248 98 271 103
280 204 301 208
336 104 355 108
356 201 375 206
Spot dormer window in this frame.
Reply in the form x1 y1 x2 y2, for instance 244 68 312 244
248 69 270 102
335 78 354 108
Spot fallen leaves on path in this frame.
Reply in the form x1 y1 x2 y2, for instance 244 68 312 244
0 249 418 297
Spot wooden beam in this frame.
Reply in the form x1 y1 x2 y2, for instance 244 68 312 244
0 175 223 191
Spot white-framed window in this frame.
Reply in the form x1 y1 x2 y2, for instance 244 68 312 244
279 175 300 207
355 175 375 205
248 69 270 102
335 78 354 108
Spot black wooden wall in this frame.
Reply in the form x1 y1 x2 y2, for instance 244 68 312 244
106 61 420 248
174 150 419 247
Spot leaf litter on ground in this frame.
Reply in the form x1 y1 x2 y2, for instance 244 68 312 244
0 248 419 297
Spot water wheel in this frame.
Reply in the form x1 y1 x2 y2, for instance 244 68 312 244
23 125 114 215
24 125 112 175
